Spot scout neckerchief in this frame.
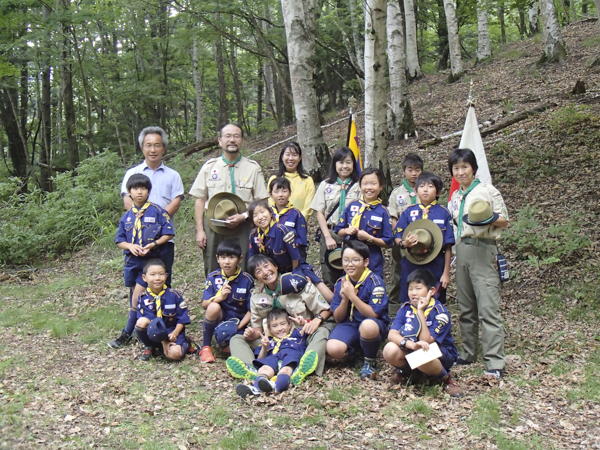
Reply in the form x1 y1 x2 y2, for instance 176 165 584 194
350 197 382 229
146 285 167 318
271 329 293 354
402 180 418 205
131 201 151 245
336 178 351 221
418 200 437 220
264 279 283 310
271 202 293 222
346 268 372 321
257 220 275 253
215 267 241 298
402 296 436 340
457 179 481 239
222 154 242 194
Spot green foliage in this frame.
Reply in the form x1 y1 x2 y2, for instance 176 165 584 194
548 104 598 135
545 276 600 321
0 152 124 264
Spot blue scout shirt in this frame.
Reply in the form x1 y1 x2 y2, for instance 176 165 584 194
330 271 390 327
334 201 393 278
391 298 457 359
266 328 307 354
137 288 191 332
202 269 254 322
271 206 308 247
249 223 301 273
115 203 174 258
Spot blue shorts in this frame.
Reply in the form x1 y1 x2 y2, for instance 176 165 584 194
254 348 304 373
123 255 148 288
222 310 248 323
329 319 388 351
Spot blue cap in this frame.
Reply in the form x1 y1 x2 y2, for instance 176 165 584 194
147 317 169 343
214 319 240 349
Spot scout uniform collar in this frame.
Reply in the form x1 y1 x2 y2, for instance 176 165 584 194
215 267 242 298
402 180 418 205
272 202 293 222
457 179 481 239
257 220 276 253
131 201 151 245
264 278 283 310
399 296 436 340
271 330 293 354
146 285 167 318
418 200 437 220
336 177 351 221
345 268 372 321
350 197 382 229
221 154 242 194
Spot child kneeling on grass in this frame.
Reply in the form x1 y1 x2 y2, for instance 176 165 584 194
235 309 318 398
383 268 463 397
134 259 196 361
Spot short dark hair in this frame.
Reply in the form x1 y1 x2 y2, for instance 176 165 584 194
342 239 370 260
143 258 166 274
277 142 308 179
448 148 478 175
219 123 244 138
126 174 152 192
248 198 271 225
269 176 292 194
359 167 385 200
415 172 443 198
267 309 290 327
216 240 243 258
406 268 437 290
326 147 359 184
402 153 424 170
247 254 278 278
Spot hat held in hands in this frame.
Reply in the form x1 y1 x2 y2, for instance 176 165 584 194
463 199 499 226
402 219 443 265
206 192 247 235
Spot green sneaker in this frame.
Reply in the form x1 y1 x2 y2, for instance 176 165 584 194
290 350 318 386
226 356 258 380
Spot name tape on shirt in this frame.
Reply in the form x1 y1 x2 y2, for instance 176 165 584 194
433 219 444 225
236 288 247 294
370 216 382 222
285 221 295 227
164 304 176 310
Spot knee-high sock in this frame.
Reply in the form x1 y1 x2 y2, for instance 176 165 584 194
202 318 218 347
360 335 382 359
124 289 137 335
435 367 449 380
275 374 290 392
135 326 153 347
253 374 268 389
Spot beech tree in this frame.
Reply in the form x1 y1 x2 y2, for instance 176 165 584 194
539 0 566 63
444 0 463 81
476 4 492 62
404 0 422 80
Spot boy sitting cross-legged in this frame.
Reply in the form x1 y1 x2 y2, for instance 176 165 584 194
235 309 318 398
383 268 463 397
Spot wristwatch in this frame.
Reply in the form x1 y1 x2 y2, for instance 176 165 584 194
400 339 407 350
314 314 324 322
242 212 249 220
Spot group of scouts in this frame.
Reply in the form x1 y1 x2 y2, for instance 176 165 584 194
110 124 509 400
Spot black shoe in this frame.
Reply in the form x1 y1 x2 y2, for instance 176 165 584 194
108 331 132 349
454 357 474 366
139 346 152 361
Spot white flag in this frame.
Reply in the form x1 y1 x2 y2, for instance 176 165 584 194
458 105 491 185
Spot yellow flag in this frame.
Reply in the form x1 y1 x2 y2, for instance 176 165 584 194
347 114 363 174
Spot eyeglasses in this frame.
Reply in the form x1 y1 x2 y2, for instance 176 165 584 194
342 258 363 266
143 143 164 149
222 134 242 140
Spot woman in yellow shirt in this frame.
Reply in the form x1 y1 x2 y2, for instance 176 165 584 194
268 142 316 218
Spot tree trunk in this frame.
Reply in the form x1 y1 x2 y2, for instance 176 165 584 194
40 4 52 192
364 0 390 190
436 0 449 70
498 1 507 44
229 37 248 135
281 0 330 181
257 63 263 126
476 6 492 61
559 0 571 23
192 38 204 142
539 0 567 63
70 28 95 158
349 0 365 89
61 13 79 170
404 0 422 80
215 13 229 130
444 0 463 82
518 6 527 38
529 0 539 35
0 88 29 192
387 1 415 140
595 0 600 30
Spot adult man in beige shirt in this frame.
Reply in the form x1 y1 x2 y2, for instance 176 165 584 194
190 124 268 275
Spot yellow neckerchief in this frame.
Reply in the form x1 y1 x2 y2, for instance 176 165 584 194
271 329 294 354
257 220 275 253
346 268 372 321
418 200 437 220
215 267 241 298
131 201 151 245
271 202 293 222
146 285 167 318
407 297 436 338
350 197 383 229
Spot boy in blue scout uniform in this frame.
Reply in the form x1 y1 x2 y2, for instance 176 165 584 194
134 259 195 361
200 240 254 363
326 240 390 380
382 268 463 397
334 168 393 279
394 172 454 304
109 174 174 349
269 177 309 260
235 309 318 398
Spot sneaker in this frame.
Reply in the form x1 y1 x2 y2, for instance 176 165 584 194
200 346 216 363
235 383 261 399
152 345 164 357
226 357 258 380
108 330 132 349
257 376 277 393
360 358 378 380
483 369 503 380
394 367 412 385
187 339 199 355
290 350 319 386
442 373 464 398
139 346 152 361
454 357 474 366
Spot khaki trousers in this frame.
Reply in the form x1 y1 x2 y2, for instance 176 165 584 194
202 217 253 277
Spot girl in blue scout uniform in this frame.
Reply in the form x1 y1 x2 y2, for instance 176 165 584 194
248 199 333 302
383 269 463 397
134 259 195 361
326 240 390 380
269 177 309 260
235 309 318 398
109 174 175 350
334 168 394 279
394 172 454 304
200 240 254 363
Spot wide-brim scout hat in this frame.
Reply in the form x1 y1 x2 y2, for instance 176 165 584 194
463 199 499 226
214 318 240 349
148 317 169 343
402 219 444 265
324 247 343 271
206 192 247 235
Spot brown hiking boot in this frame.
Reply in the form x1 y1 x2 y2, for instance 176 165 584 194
442 372 464 398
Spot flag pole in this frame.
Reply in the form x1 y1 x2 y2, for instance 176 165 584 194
346 108 353 147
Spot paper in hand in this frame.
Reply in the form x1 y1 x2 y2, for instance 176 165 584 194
405 342 443 369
